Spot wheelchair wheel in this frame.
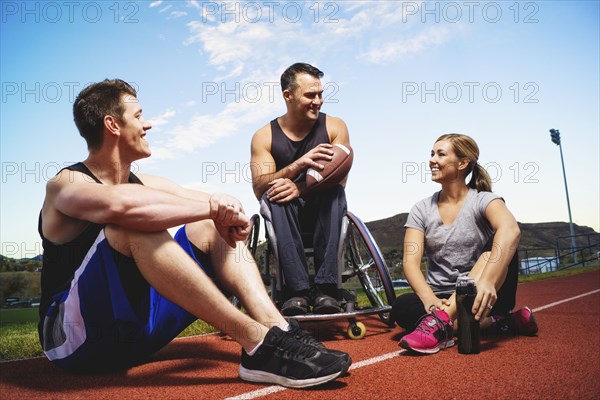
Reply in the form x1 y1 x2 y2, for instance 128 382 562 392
345 211 396 326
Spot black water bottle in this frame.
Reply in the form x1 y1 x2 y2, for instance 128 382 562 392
456 276 480 354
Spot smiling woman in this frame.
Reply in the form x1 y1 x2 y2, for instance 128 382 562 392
392 133 538 355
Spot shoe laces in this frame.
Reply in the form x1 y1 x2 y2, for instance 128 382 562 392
288 324 325 349
414 312 450 340
273 331 318 360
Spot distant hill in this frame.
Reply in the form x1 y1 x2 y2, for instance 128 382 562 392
1 218 598 270
365 213 599 255
0 254 42 263
0 254 42 272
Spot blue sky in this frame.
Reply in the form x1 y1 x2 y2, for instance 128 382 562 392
1 0 599 259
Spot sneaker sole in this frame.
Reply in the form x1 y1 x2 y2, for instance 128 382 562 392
239 366 344 388
399 339 455 354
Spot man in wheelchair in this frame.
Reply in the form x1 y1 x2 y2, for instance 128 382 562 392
250 63 351 316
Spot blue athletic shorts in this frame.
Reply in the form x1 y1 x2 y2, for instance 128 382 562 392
41 226 215 371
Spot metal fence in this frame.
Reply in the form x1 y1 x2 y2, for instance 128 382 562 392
519 232 600 274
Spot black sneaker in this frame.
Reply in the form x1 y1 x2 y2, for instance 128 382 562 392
239 326 349 388
287 319 352 365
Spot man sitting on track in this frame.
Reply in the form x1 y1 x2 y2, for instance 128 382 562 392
37 79 350 388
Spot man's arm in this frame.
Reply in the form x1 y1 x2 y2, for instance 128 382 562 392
326 115 350 147
43 170 247 243
250 123 338 201
326 115 351 187
250 125 291 200
137 173 250 247
51 171 211 231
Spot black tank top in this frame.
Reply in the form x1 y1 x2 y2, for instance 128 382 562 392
270 112 330 181
37 162 143 320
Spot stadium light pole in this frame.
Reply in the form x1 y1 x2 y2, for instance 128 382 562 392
549 129 577 263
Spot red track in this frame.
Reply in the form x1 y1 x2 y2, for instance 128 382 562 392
2 270 599 400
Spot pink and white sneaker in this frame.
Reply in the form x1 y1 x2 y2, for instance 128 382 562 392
399 310 455 354
493 307 539 336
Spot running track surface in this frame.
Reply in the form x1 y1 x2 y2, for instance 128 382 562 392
1 270 599 400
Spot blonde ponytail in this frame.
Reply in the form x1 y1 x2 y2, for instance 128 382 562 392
467 162 492 192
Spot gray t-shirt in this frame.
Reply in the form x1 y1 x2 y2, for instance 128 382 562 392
405 188 502 292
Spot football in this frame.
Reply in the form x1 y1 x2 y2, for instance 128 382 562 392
305 143 353 190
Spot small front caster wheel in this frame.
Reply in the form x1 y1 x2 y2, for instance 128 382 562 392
347 321 366 340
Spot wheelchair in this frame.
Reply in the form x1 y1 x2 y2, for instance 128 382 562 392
246 208 396 339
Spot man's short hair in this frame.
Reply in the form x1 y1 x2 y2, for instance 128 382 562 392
280 63 324 93
73 79 137 150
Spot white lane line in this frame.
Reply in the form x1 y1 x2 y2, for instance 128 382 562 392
226 385 287 400
226 288 600 400
348 350 399 370
531 289 600 312
225 353 402 400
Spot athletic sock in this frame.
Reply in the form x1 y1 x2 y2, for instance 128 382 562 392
245 339 264 356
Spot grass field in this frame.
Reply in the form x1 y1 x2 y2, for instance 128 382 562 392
0 307 39 324
1 263 598 362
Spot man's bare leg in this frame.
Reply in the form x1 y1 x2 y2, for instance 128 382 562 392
104 224 268 352
185 220 287 329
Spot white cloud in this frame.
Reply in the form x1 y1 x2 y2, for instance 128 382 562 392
184 20 280 78
151 1 458 83
157 5 171 13
150 81 281 160
320 2 412 37
359 25 455 64
175 2 446 80
185 0 215 22
149 109 176 130
167 112 238 151
149 1 163 8
187 0 201 10
147 1 460 159
169 11 188 19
